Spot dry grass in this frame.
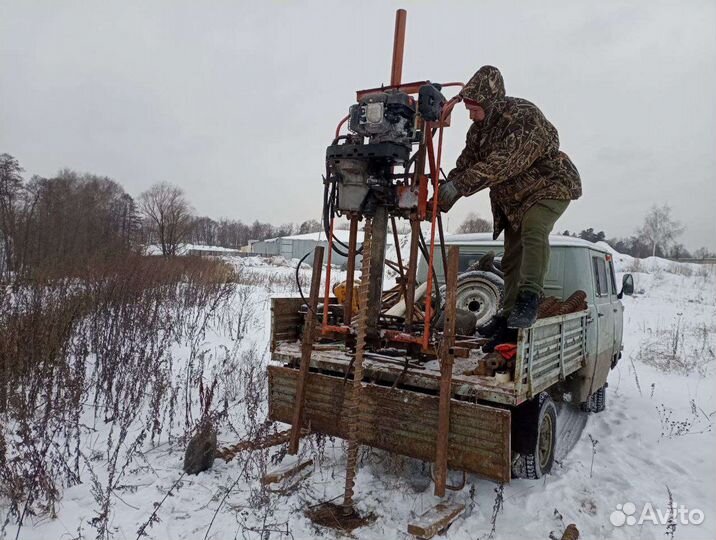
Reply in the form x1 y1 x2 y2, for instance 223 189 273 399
635 316 715 376
0 254 238 535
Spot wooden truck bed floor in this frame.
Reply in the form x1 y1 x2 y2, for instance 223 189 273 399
272 341 520 405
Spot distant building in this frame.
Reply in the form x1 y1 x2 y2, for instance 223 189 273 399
251 230 396 267
146 244 242 257
185 245 241 257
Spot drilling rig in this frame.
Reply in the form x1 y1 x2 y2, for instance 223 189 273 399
284 8 474 522
263 8 592 537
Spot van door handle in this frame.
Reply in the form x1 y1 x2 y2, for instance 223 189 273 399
598 313 604 318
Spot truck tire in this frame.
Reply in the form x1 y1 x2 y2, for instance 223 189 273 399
440 270 504 329
513 394 557 479
593 385 606 412
580 385 606 413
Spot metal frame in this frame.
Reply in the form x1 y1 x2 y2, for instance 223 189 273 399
318 9 464 352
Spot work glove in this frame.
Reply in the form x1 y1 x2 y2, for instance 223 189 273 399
437 180 461 212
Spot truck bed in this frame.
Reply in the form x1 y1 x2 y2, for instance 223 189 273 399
267 297 588 482
270 297 588 406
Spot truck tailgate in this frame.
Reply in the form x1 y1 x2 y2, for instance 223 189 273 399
268 365 511 483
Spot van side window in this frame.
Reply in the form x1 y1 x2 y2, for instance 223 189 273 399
608 260 617 295
458 252 495 272
592 256 609 297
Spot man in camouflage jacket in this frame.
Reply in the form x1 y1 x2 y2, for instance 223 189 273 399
438 66 582 346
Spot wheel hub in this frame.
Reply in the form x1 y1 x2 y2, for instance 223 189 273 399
538 413 554 470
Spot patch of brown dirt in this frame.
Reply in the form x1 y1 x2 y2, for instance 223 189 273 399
305 502 375 533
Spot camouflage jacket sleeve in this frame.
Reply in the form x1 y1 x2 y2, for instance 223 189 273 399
453 111 553 196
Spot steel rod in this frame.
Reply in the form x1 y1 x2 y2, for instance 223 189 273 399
434 246 459 496
391 9 407 86
289 246 324 454
344 214 359 324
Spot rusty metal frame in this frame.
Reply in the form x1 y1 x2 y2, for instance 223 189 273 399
434 246 459 496
288 246 324 454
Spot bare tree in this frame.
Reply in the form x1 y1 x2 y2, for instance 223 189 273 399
0 153 24 275
139 182 193 256
638 204 684 257
298 219 321 234
457 212 493 234
693 247 716 260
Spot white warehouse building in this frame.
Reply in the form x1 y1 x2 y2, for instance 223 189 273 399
251 230 397 267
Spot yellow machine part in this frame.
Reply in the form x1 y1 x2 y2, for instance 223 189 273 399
333 280 360 314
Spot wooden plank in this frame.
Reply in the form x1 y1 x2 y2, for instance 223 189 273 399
289 246 324 454
407 502 465 539
261 457 313 485
268 366 511 482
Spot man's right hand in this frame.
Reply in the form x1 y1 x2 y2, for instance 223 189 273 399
437 180 461 212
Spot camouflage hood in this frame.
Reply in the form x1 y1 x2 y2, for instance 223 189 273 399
460 65 505 120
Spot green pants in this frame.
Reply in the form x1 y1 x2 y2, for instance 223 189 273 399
501 199 569 314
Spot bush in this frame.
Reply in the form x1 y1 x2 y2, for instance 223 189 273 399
0 254 236 532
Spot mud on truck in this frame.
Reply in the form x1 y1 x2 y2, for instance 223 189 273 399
268 234 634 482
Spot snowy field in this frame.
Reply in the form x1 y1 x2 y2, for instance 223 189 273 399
5 254 716 540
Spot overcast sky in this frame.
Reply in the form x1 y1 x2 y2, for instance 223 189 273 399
1 1 715 249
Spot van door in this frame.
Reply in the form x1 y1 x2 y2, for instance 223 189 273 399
607 255 624 363
590 252 615 391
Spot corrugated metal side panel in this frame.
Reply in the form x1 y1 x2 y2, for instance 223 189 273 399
279 239 293 259
252 240 280 256
268 366 511 483
519 312 587 398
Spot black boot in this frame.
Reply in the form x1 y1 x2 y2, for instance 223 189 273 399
482 325 518 353
476 313 506 338
507 290 539 329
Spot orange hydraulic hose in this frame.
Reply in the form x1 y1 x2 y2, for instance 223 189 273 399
420 96 461 350
335 114 350 139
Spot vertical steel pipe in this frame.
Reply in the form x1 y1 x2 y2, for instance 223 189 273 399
391 9 407 86
434 246 459 496
289 246 324 454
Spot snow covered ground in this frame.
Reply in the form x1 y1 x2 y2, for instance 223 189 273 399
6 255 716 540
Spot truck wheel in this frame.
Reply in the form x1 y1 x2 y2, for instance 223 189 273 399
580 385 606 413
523 395 557 479
512 394 558 479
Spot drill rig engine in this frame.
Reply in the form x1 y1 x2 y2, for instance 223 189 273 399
326 85 444 217
322 83 448 346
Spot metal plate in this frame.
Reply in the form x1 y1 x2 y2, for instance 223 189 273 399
268 365 511 483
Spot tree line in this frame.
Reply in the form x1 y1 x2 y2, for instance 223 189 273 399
3 152 713 278
0 153 324 277
455 206 715 260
